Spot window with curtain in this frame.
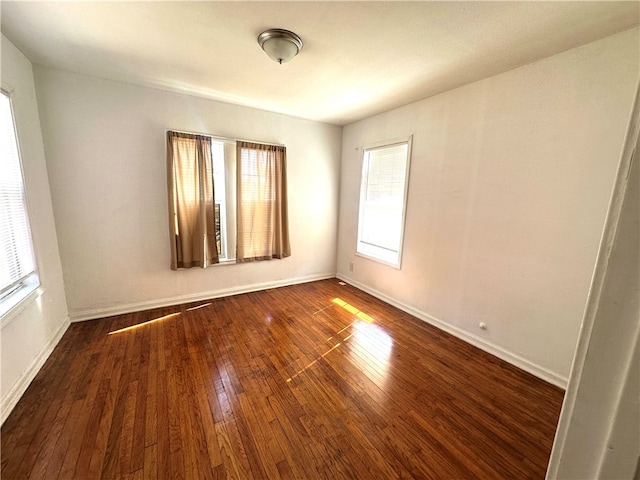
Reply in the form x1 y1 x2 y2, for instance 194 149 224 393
236 141 290 262
1 90 39 319
166 131 219 269
166 132 289 268
356 138 412 268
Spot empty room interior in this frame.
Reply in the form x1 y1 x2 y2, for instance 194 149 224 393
1 2 639 479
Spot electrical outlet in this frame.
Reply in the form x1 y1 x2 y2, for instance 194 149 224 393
349 262 354 272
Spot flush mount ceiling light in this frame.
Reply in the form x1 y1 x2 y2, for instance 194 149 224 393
258 29 303 64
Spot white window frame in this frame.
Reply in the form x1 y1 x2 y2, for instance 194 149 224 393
208 137 238 264
211 140 230 260
356 136 412 269
1 89 40 324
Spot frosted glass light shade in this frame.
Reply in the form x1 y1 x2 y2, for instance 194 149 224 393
258 29 303 64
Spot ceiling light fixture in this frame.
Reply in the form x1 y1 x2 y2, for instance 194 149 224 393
258 29 303 64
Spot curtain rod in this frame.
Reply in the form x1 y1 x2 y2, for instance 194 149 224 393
168 129 286 148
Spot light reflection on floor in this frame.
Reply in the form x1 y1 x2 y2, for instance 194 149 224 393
347 321 393 385
107 312 181 335
286 297 393 386
107 302 212 335
186 302 211 311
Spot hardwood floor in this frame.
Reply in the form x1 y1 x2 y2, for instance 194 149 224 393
1 279 564 479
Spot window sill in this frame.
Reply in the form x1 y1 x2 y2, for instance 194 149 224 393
1 282 43 329
213 258 236 266
356 245 402 269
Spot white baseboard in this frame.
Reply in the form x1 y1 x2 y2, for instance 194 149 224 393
70 273 336 322
1 316 70 425
337 274 568 389
68 271 567 388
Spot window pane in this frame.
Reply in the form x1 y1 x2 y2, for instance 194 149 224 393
365 145 407 206
360 205 403 250
0 91 37 300
357 140 411 268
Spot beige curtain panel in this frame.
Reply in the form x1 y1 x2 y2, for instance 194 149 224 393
166 131 219 269
236 141 291 262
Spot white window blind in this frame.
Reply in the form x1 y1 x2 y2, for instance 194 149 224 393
237 145 276 257
236 142 290 262
357 139 411 268
0 91 38 306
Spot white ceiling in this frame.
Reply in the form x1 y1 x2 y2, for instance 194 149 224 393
2 1 638 125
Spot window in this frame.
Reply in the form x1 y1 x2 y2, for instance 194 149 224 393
1 90 39 319
166 132 288 269
236 142 290 262
356 138 412 268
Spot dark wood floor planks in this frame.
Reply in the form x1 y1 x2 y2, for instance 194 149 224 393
1 279 564 479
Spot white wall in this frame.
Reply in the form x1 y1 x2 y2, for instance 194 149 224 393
336 28 639 386
547 91 639 479
33 67 342 320
0 35 69 423
599 336 639 478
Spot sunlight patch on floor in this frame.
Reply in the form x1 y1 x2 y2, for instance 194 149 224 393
332 297 374 323
186 302 211 311
108 312 181 335
287 342 342 382
287 298 392 386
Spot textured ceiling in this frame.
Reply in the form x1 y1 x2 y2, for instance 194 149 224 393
2 1 638 125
